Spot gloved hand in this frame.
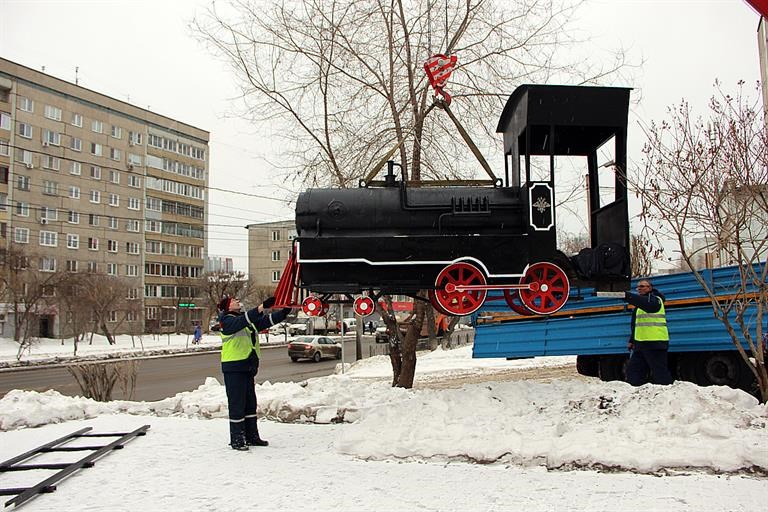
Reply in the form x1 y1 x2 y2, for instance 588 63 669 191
262 296 276 309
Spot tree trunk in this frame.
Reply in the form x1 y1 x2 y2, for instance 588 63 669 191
389 342 402 387
396 298 427 388
100 322 115 345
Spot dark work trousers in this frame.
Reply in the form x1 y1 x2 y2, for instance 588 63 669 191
626 348 674 386
223 371 257 445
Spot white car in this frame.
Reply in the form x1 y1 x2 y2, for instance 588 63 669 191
268 322 289 335
288 323 308 336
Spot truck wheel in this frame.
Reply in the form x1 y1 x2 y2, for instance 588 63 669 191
694 351 755 391
290 357 299 362
313 351 322 363
598 355 628 382
576 355 599 377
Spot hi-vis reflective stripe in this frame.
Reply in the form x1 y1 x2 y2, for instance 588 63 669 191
229 418 245 423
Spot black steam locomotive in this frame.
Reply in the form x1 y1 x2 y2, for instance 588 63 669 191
275 84 632 317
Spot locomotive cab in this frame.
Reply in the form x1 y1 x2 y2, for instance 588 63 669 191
280 84 632 317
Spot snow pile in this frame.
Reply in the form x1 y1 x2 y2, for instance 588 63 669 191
1 345 766 474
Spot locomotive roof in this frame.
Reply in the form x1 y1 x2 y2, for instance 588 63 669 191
496 84 632 155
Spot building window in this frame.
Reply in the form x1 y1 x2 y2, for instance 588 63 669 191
109 170 120 184
271 270 280 282
39 231 57 247
107 239 118 252
16 175 30 191
109 193 119 207
15 202 29 217
42 155 61 171
146 306 157 319
126 264 138 276
126 242 140 254
91 120 103 133
68 210 79 224
42 180 59 195
88 237 99 250
0 139 9 156
271 250 280 261
71 113 83 127
90 190 101 203
67 233 79 249
70 137 82 152
40 206 58 221
271 230 280 241
43 129 61 146
109 147 121 161
128 175 140 188
90 165 101 179
17 123 32 139
145 220 161 233
70 161 82 175
146 197 161 211
18 97 33 112
127 288 139 300
87 261 98 273
88 214 100 226
14 227 29 243
110 125 122 139
146 240 162 253
129 131 143 145
39 257 57 272
107 263 117 276
90 142 102 156
0 193 6 211
108 216 118 230
69 185 80 199
0 112 10 130
66 259 78 272
127 197 140 210
126 220 140 232
44 105 62 121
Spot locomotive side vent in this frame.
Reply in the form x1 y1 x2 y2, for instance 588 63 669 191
452 196 490 214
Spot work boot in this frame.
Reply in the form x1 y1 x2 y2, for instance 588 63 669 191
230 421 248 450
245 416 269 447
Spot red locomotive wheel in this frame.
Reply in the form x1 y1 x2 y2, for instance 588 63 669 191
353 296 375 317
302 296 324 317
503 289 535 316
428 289 452 316
518 262 570 315
434 262 487 316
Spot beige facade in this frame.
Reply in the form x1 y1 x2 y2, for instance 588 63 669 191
0 57 209 337
247 220 296 289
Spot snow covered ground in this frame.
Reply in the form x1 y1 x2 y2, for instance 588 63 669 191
0 340 766 511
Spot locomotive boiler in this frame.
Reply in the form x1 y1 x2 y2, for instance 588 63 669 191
275 84 633 317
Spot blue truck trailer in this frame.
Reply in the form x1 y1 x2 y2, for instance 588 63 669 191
473 265 766 393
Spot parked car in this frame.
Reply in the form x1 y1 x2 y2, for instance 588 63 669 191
288 323 308 336
375 326 390 344
269 322 289 335
288 336 342 362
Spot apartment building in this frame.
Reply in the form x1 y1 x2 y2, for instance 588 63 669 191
0 57 209 337
247 220 296 289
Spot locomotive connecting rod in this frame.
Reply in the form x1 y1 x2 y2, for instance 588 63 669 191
444 282 541 293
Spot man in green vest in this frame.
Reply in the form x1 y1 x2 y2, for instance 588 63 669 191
217 295 292 450
622 279 673 386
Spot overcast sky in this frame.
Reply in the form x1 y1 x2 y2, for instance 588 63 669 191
0 0 762 271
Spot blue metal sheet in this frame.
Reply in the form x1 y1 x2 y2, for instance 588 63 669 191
474 264 765 359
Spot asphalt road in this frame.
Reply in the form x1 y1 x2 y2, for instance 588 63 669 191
0 336 388 402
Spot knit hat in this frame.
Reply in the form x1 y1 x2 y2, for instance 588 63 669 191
217 295 232 312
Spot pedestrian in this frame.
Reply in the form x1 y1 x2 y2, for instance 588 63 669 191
193 324 202 345
217 295 292 451
622 279 673 386
368 321 374 335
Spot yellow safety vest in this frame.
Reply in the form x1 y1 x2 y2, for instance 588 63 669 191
220 325 260 362
634 299 669 342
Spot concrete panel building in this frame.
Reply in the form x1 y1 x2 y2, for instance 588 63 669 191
0 57 209 337
247 219 296 289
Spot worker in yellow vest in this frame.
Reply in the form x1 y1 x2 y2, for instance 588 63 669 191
217 295 292 451
622 279 673 386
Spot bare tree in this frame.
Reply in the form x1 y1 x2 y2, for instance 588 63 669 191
195 0 632 387
75 273 132 345
0 247 69 358
634 81 768 401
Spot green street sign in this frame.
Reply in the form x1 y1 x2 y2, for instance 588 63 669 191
179 303 196 308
